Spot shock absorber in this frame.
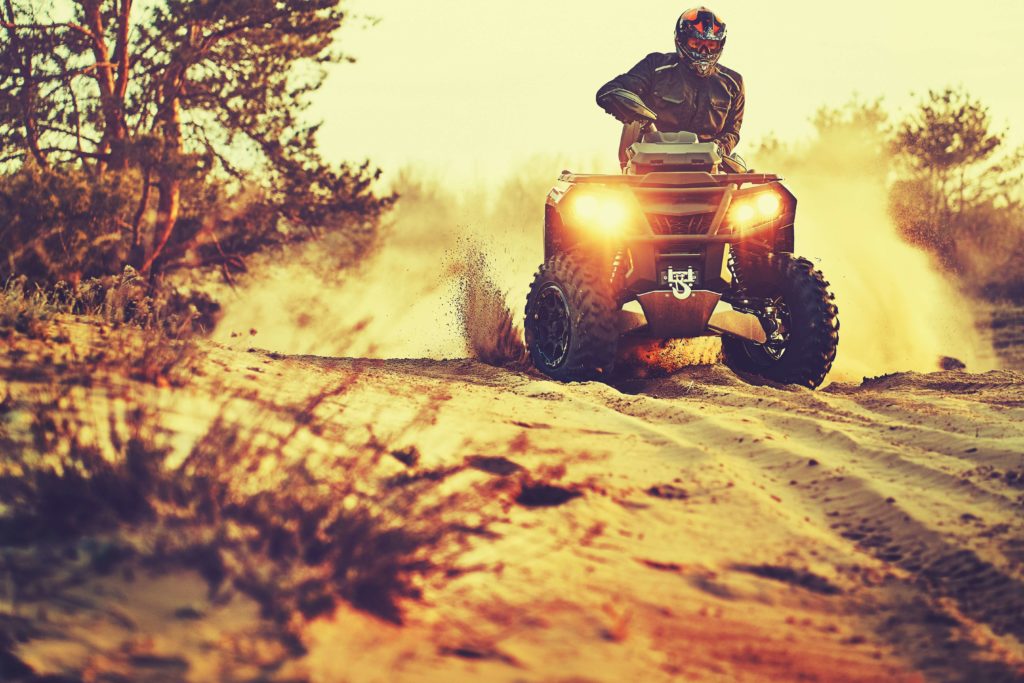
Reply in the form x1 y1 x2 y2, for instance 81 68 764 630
728 249 786 346
727 247 745 296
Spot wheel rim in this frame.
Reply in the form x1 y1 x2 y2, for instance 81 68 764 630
744 295 791 364
532 284 572 369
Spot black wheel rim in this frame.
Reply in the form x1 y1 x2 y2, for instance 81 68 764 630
532 284 572 369
744 295 791 364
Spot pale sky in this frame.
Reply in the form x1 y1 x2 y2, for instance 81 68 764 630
311 0 1024 184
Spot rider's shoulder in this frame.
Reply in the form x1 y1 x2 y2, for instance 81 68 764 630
639 52 679 70
715 63 744 89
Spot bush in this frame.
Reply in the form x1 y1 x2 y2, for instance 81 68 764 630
0 276 63 339
2 267 221 337
0 162 138 285
0 390 469 669
888 87 1024 295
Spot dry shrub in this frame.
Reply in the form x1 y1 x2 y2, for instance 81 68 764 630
0 277 58 340
3 266 220 338
72 265 221 334
1 266 211 390
164 417 452 631
0 386 473 670
0 406 164 545
0 163 138 285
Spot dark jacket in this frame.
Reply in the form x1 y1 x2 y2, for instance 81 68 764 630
597 52 745 154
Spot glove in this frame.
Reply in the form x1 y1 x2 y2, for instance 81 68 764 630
597 88 653 125
597 91 633 123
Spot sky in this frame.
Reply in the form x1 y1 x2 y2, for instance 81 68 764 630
311 0 1024 184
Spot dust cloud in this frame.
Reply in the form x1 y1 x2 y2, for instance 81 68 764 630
213 129 993 379
755 115 994 379
211 160 570 362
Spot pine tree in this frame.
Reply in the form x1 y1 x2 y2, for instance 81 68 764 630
0 0 389 282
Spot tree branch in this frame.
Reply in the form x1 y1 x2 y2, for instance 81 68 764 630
113 0 132 100
37 122 101 145
131 165 152 246
38 146 108 159
0 20 95 41
3 0 48 168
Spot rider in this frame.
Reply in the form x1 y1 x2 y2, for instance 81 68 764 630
596 7 743 164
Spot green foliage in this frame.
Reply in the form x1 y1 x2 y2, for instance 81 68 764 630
889 87 1024 290
893 88 1002 176
0 0 391 285
0 161 136 282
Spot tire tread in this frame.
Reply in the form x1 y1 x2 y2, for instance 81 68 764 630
525 252 619 381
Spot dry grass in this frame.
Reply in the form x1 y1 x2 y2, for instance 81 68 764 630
0 272 471 674
0 277 63 341
3 266 219 338
0 377 476 675
1 270 203 389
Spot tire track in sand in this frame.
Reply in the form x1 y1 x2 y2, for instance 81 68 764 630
549 369 1024 682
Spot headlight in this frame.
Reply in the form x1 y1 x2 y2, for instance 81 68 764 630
756 192 781 217
567 188 637 236
729 191 783 230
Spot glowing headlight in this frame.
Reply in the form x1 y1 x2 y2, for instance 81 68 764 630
729 191 783 230
756 192 781 217
569 189 634 236
731 202 757 225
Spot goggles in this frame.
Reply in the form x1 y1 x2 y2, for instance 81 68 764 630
686 37 722 53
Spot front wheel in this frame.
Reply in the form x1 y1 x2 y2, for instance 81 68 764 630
524 252 619 381
723 254 839 389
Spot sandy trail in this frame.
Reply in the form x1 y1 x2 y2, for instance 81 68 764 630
4 319 1024 682
284 356 1023 683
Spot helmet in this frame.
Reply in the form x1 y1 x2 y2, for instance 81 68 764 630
675 7 727 77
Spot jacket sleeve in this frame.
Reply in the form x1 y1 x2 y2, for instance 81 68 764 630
596 53 661 105
715 74 744 155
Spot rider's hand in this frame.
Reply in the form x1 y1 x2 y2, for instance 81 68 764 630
597 90 644 124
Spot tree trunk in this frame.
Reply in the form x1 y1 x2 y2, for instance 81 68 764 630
142 102 180 275
131 165 151 247
19 63 46 168
113 0 132 101
141 57 187 276
81 0 129 172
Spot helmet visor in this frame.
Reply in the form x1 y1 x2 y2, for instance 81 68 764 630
686 37 722 54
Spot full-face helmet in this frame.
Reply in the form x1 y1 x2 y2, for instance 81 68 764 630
675 7 727 77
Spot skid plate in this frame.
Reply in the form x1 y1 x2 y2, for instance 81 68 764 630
635 290 720 338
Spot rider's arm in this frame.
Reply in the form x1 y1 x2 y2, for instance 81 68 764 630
595 53 661 118
713 73 745 155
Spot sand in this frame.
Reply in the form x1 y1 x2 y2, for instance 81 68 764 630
3 317 1022 682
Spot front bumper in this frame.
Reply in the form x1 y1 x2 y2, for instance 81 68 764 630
621 290 767 343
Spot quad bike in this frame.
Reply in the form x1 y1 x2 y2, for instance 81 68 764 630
524 91 839 388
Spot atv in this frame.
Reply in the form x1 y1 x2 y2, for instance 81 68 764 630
524 91 839 388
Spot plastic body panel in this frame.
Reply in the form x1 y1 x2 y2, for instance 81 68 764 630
543 172 798 298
